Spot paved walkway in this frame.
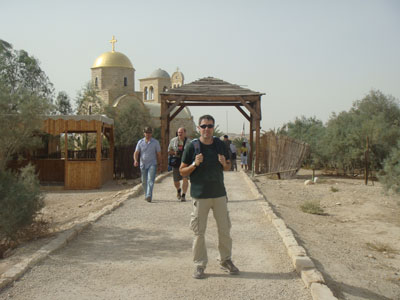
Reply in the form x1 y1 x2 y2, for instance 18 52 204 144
0 171 311 300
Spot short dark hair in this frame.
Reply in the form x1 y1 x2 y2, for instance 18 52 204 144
223 135 228 138
143 126 153 133
198 115 215 125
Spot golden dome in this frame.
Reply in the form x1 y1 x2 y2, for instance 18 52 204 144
92 51 134 69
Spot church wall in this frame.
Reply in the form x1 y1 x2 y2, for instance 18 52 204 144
92 67 135 106
92 67 134 93
171 71 184 88
140 77 171 103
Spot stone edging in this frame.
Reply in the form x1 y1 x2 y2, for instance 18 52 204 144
240 171 338 300
0 172 172 291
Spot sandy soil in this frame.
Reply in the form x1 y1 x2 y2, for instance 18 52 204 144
1 170 399 300
38 178 141 233
253 169 400 300
0 172 312 300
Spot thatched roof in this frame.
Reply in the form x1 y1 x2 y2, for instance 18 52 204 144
160 77 264 97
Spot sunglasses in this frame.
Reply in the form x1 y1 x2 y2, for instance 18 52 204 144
199 124 214 129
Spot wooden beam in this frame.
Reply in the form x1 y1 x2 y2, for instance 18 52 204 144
235 105 251 121
176 102 243 106
238 96 260 119
169 105 186 122
161 96 184 118
163 94 261 102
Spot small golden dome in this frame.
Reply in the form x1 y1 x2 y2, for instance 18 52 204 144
92 51 134 69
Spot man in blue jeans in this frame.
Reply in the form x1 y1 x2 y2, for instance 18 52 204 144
134 127 161 202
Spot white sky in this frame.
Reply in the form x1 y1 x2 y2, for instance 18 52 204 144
1 0 399 134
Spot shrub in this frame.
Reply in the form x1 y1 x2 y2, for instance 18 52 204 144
378 142 400 197
300 200 325 215
330 186 339 192
0 165 43 239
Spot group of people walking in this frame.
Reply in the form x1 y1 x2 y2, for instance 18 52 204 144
133 114 240 279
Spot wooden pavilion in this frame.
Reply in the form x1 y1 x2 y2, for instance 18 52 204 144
160 77 264 173
41 115 114 189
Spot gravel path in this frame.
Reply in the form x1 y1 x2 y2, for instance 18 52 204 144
0 172 311 300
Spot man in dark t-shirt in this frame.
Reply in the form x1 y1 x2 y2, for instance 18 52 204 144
180 115 239 279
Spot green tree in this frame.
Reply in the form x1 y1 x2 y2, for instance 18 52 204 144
54 91 73 115
378 141 400 197
0 40 53 170
324 90 400 173
0 165 43 238
0 40 50 239
76 82 103 115
280 116 326 169
0 39 54 101
104 100 152 146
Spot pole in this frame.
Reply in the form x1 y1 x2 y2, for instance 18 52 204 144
365 136 369 185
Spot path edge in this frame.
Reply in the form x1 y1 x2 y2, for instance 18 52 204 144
240 170 338 300
0 172 172 291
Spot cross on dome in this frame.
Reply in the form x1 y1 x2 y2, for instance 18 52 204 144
109 35 117 52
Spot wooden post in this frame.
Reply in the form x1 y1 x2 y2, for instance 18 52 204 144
64 129 68 189
96 122 102 188
160 95 169 172
255 98 261 174
249 115 254 171
365 136 369 185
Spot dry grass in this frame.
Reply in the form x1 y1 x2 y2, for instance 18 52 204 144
330 186 339 192
366 241 398 254
300 200 325 215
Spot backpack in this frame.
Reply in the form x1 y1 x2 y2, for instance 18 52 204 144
192 137 225 156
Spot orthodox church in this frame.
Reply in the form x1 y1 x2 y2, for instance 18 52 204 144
90 36 196 138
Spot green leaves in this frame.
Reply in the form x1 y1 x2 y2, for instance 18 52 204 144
280 90 400 175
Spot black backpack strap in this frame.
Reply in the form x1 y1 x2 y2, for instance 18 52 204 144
192 139 201 155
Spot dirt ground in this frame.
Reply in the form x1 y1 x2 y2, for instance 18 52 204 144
1 170 400 300
253 169 400 300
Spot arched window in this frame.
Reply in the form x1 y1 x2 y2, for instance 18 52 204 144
124 77 127 87
89 105 92 115
163 86 168 92
95 77 98 88
149 86 154 100
144 87 148 100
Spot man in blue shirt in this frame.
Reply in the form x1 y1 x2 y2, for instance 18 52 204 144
134 127 161 202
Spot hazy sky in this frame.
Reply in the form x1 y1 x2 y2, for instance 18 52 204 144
2 0 399 134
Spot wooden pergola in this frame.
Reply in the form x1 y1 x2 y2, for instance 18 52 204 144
160 77 265 173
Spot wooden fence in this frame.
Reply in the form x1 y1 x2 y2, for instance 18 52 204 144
114 145 141 179
259 132 310 179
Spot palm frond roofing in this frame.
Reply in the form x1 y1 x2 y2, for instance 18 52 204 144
160 77 264 97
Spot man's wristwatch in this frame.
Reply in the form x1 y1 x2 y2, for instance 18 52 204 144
192 161 197 167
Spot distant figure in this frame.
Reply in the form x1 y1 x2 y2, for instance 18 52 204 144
223 135 232 168
240 142 248 171
180 114 239 280
134 127 161 202
230 142 237 171
168 127 191 202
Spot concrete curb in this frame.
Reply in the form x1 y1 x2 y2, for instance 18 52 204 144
0 172 172 291
240 171 338 300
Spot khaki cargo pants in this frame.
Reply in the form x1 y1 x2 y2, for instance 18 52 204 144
190 196 232 268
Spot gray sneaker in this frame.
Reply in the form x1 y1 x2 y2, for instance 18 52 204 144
192 266 205 279
220 259 239 275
